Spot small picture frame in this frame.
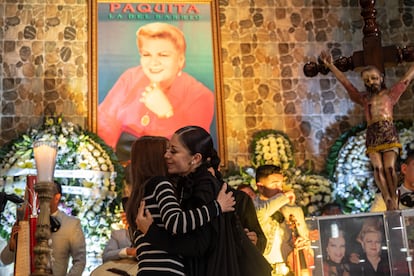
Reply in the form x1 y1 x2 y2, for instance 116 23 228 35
316 213 391 276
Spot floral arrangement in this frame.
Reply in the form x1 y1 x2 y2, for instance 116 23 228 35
284 168 333 216
329 128 374 213
224 167 256 190
0 117 125 265
251 129 295 170
225 129 333 216
226 120 414 216
399 122 414 159
327 120 414 213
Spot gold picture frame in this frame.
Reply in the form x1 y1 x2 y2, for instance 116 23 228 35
88 0 227 163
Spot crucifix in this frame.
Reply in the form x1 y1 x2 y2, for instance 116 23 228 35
303 0 414 211
303 0 414 77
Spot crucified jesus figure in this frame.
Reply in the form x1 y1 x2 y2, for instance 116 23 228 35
320 50 414 210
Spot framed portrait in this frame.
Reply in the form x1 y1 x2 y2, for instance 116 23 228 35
402 209 414 275
315 213 391 276
89 0 226 163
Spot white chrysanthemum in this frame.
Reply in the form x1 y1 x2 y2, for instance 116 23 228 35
332 123 414 213
0 118 123 268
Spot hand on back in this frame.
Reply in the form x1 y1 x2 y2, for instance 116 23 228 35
216 183 235 213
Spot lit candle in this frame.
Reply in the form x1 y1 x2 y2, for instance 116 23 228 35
33 141 57 183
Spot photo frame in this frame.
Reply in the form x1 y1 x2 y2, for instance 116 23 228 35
314 213 391 276
402 209 414 275
88 0 227 163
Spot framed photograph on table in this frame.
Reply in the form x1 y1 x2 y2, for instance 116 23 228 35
316 213 391 276
402 209 414 275
89 0 226 163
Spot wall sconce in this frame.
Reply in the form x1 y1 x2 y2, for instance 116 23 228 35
32 140 57 276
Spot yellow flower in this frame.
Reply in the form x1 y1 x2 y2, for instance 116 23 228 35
78 162 88 170
83 181 95 188
17 160 34 168
263 152 272 161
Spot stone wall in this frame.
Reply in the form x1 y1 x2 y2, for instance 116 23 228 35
1 0 413 172
0 1 88 143
219 0 414 171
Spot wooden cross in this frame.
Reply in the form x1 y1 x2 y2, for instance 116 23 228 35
303 0 414 77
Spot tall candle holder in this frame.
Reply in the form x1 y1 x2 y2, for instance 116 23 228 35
31 140 57 276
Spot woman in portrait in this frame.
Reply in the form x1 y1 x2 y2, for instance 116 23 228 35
322 222 350 276
349 217 390 276
98 22 214 155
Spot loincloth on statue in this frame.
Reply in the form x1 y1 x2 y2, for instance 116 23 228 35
365 120 402 155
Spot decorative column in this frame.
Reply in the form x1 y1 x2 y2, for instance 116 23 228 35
31 140 57 276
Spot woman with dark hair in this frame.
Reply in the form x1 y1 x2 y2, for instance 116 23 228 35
138 126 272 276
322 222 351 276
125 135 235 275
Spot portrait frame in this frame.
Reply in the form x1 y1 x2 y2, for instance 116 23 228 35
402 209 414 275
314 213 391 276
88 0 227 164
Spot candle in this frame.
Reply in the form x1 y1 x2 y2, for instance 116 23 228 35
33 141 57 182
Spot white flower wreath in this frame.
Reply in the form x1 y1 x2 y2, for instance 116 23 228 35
251 130 294 170
0 117 124 269
331 121 414 213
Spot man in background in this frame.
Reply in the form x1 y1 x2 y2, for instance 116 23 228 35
0 182 86 276
102 197 136 262
254 164 312 275
237 183 257 201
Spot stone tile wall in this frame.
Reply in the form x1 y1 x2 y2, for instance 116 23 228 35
1 0 413 172
219 0 414 171
0 1 88 143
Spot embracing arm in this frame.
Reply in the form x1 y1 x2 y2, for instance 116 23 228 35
144 222 213 257
138 173 222 256
135 202 213 257
155 178 234 235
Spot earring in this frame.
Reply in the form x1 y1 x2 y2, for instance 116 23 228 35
191 160 194 165
177 70 182 77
